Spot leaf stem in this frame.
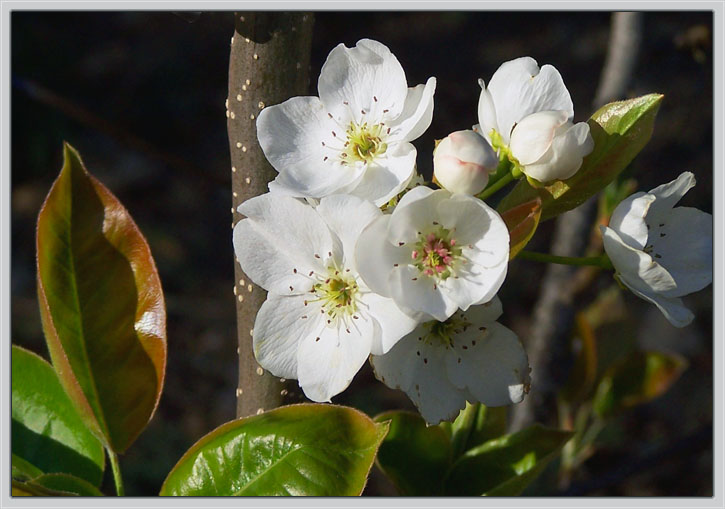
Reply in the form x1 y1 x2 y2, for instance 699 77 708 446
516 250 613 270
450 402 478 459
109 449 125 496
477 172 516 201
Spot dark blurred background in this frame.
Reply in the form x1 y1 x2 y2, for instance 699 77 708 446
11 11 713 496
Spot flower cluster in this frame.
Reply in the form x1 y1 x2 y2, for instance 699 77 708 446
232 39 710 424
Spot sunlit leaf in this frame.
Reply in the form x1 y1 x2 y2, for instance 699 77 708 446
374 411 451 495
444 424 573 496
501 197 542 259
498 94 663 222
11 345 105 485
13 473 104 496
593 351 688 418
36 143 167 453
160 404 388 496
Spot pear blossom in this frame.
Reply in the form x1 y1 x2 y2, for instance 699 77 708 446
257 39 436 207
355 186 509 322
370 298 530 424
601 172 712 328
433 129 498 195
477 57 593 182
508 110 594 182
233 193 418 402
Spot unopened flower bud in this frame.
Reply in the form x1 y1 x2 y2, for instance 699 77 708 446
433 130 498 195
509 110 594 183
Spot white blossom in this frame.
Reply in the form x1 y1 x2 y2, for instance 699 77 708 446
355 186 509 322
370 298 530 424
601 172 712 327
257 39 436 206
233 193 418 402
476 57 592 182
433 130 498 195
508 110 594 182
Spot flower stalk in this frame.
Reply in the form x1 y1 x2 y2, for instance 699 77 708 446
516 250 613 270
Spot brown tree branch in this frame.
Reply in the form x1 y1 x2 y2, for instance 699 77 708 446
509 12 643 431
227 12 314 418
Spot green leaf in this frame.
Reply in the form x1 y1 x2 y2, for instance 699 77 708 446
466 405 508 450
36 143 167 453
160 404 388 496
373 411 451 495
500 197 542 259
14 473 104 496
593 351 688 418
498 94 663 222
11 345 105 485
444 424 573 496
11 454 44 481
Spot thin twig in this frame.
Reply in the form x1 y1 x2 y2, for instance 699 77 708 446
509 12 644 432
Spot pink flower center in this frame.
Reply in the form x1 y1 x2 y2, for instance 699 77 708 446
412 227 462 279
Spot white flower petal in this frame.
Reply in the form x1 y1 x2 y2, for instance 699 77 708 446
652 206 713 297
625 284 695 328
296 311 375 402
234 194 337 294
509 110 569 165
253 294 322 380
646 171 696 222
458 297 504 324
387 77 437 142
440 261 508 311
608 192 652 250
477 78 498 143
257 97 367 198
355 215 410 297
389 265 458 321
445 322 529 406
522 121 593 182
601 226 677 294
316 194 382 266
371 335 467 424
318 39 408 121
347 143 417 206
359 292 419 355
387 186 447 244
436 193 510 262
487 57 573 144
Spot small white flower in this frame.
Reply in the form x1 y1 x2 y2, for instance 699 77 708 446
477 56 573 146
257 39 436 206
355 186 509 322
433 130 498 195
508 110 594 182
476 57 592 182
601 172 712 328
370 298 530 424
233 193 418 402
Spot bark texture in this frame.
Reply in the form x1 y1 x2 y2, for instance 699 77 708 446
227 12 314 418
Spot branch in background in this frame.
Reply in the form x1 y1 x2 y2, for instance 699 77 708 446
509 12 644 432
227 12 314 419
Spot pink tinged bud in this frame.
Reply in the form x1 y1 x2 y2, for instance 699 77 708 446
433 129 498 195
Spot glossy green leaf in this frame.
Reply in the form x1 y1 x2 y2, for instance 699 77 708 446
13 474 104 497
444 424 573 496
593 351 687 418
466 405 508 450
36 143 167 453
501 197 542 259
498 94 663 222
161 404 388 496
11 454 44 481
11 345 105 485
374 411 451 496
